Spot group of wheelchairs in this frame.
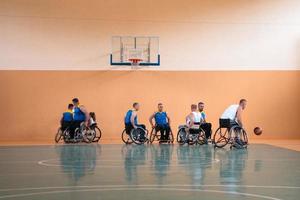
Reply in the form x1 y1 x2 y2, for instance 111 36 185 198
121 125 175 145
121 118 248 149
55 122 102 143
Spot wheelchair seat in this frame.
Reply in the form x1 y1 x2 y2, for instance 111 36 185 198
219 118 231 128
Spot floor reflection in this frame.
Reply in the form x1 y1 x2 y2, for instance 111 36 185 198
122 145 147 184
56 144 101 182
214 148 248 189
177 145 213 184
151 145 174 184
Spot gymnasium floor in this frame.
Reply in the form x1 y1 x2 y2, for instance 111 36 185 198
0 144 299 200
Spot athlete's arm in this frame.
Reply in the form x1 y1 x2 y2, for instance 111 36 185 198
79 105 89 125
131 111 137 129
167 114 171 125
236 107 243 127
149 112 156 128
186 113 194 129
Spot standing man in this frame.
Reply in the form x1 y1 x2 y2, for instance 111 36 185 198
198 102 212 141
124 102 146 135
71 98 89 138
149 103 171 142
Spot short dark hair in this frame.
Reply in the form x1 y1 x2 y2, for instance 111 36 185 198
198 102 204 105
239 99 247 104
72 98 79 103
133 102 139 107
68 104 74 109
158 103 163 106
89 112 96 120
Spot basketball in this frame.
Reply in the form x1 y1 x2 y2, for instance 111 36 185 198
254 127 263 135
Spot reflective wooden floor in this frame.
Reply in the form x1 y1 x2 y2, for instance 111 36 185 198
0 144 299 200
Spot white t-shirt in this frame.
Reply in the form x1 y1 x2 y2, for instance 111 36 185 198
220 104 239 120
186 111 203 128
89 118 96 125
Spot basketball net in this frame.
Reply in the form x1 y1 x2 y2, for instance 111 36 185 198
128 58 143 70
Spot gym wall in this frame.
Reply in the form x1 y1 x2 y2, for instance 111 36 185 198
0 71 299 143
0 0 300 143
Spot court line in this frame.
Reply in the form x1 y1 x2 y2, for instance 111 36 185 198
37 158 221 168
0 184 299 192
0 187 283 200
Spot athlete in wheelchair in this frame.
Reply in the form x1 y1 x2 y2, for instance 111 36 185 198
122 102 148 145
149 103 174 143
213 99 248 149
176 104 207 145
55 99 101 143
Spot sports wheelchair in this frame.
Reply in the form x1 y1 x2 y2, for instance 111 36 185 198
121 126 149 145
213 119 248 149
176 125 207 145
149 125 174 144
55 122 102 143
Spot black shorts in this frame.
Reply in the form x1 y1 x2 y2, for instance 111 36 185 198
61 121 72 131
125 124 146 135
189 128 201 134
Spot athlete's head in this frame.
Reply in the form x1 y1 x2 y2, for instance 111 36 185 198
239 99 247 110
72 98 79 107
158 103 164 112
133 102 140 111
191 104 197 112
68 104 74 110
198 102 204 112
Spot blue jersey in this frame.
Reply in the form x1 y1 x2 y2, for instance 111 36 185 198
73 106 86 121
63 111 73 122
154 112 168 125
125 110 137 125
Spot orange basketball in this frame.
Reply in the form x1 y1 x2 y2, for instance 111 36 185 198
254 127 263 135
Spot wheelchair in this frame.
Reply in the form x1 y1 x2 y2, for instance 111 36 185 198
213 119 248 149
55 122 102 143
176 125 207 145
121 126 149 145
149 125 174 144
55 127 66 143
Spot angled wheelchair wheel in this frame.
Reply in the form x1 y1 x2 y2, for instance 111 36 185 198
229 125 248 148
168 129 174 143
83 128 96 143
242 129 248 145
197 128 207 145
55 128 63 143
188 134 198 145
213 127 230 148
122 129 133 144
74 128 83 143
149 128 157 144
130 127 148 145
91 126 101 142
177 128 187 145
62 128 71 143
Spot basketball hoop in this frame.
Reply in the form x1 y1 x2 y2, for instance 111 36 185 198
128 58 143 69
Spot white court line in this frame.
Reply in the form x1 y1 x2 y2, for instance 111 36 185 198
0 187 283 200
0 184 299 192
37 158 221 168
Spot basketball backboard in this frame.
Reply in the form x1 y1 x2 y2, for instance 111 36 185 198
110 36 160 66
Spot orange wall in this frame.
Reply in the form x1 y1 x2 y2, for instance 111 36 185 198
0 70 299 144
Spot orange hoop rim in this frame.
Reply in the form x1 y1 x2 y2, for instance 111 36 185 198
128 58 143 64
